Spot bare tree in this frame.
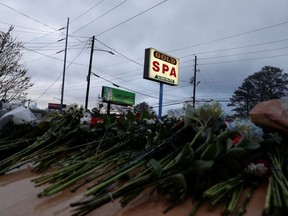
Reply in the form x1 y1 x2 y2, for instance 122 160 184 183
0 26 33 102
167 104 186 118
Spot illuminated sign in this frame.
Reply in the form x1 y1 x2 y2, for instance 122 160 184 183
48 103 66 110
102 86 135 106
143 48 179 85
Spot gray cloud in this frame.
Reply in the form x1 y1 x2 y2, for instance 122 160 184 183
1 0 288 115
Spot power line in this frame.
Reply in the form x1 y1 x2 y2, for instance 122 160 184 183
65 39 89 70
95 38 143 67
91 72 176 102
88 38 288 76
0 2 59 31
168 20 288 53
23 46 89 67
0 21 50 33
96 0 169 37
33 37 88 102
71 0 105 23
198 46 288 60
33 74 62 102
199 53 288 65
71 0 128 34
23 47 66 61
91 72 158 100
195 38 288 55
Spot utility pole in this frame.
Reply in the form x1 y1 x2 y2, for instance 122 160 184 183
85 35 95 110
192 55 197 108
60 17 69 113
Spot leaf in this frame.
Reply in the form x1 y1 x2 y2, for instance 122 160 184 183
126 110 136 122
211 163 230 180
79 124 91 133
116 116 130 133
139 110 152 122
36 112 59 131
174 143 195 167
103 115 116 130
215 140 225 157
220 157 243 176
149 159 163 178
226 138 233 150
161 173 188 213
189 160 214 174
238 140 260 150
224 147 248 160
184 104 197 127
216 129 239 144
201 143 218 160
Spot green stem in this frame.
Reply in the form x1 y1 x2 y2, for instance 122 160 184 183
85 160 146 196
263 177 272 216
236 183 258 216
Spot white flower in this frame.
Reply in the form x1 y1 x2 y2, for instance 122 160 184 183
63 104 85 116
80 112 91 125
245 162 268 176
143 118 156 125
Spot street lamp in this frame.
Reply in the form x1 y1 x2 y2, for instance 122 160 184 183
85 35 114 110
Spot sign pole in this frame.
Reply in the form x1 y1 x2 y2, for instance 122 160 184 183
143 48 179 119
158 82 163 119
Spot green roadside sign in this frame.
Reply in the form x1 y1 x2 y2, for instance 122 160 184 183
102 86 135 106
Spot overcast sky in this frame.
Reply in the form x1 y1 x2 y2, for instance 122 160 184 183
1 0 288 115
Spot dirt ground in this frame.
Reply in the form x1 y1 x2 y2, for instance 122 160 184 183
0 166 266 216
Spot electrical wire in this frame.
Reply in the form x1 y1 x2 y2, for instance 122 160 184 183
95 0 169 37
23 47 89 67
33 74 62 102
71 0 128 34
71 0 105 23
0 2 60 32
77 37 288 75
168 20 288 53
65 40 89 70
199 53 288 65
195 38 288 55
91 71 176 101
198 46 288 60
33 40 89 101
95 38 143 67
0 21 56 34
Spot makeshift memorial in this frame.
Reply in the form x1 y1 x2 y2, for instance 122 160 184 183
1 102 287 216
